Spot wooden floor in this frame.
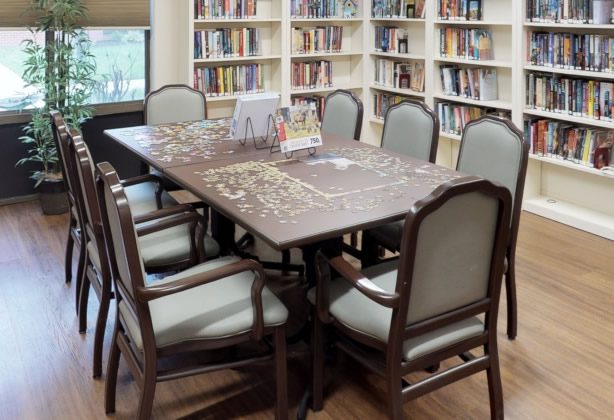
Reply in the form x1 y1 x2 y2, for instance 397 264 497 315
0 199 613 419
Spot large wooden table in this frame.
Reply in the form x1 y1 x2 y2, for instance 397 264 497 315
105 119 462 255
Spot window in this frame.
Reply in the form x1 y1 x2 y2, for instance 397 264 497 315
0 29 147 113
0 30 44 112
87 29 147 105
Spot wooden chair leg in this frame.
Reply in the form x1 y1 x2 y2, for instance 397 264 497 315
281 250 290 274
486 351 504 420
137 359 157 420
65 221 75 283
386 372 403 420
274 325 288 420
78 271 90 334
105 325 121 414
75 245 86 314
360 230 378 268
93 277 112 378
506 260 517 340
311 309 325 412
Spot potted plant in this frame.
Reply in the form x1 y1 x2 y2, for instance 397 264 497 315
17 0 96 214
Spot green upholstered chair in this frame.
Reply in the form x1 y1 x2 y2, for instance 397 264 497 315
310 176 512 419
67 128 219 378
143 84 208 190
455 115 529 340
320 89 363 141
144 84 207 125
360 99 439 265
380 99 439 162
321 89 364 252
97 161 288 420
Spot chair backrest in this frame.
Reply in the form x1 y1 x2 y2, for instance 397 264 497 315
144 84 207 125
393 177 511 339
381 99 439 163
67 128 115 290
456 115 529 255
96 161 147 308
50 111 80 210
67 129 103 237
320 89 363 141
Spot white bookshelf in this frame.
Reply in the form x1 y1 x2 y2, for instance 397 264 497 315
175 0 614 239
289 15 364 104
521 5 614 240
364 5 428 147
186 0 284 118
428 0 518 168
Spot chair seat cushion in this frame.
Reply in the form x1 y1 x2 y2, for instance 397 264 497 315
87 228 219 274
119 256 288 350
367 220 403 252
124 181 177 217
308 260 484 361
125 181 219 260
137 222 195 268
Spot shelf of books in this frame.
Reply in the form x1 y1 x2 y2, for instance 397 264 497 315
365 1 427 145
189 0 283 118
522 0 614 239
436 0 513 23
434 0 515 146
288 0 365 125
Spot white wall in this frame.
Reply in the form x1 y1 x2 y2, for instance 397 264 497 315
150 0 189 89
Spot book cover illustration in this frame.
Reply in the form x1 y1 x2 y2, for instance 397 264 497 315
468 0 481 20
275 104 323 153
415 0 426 18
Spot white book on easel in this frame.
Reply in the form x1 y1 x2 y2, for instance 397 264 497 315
230 92 280 140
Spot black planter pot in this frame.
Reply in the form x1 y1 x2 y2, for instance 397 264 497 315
38 178 68 215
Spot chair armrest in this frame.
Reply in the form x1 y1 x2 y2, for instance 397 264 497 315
135 205 210 264
120 173 162 187
317 252 400 312
135 210 200 237
328 256 400 308
133 204 195 224
121 174 164 208
136 259 267 340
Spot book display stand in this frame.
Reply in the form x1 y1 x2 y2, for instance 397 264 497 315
239 114 280 151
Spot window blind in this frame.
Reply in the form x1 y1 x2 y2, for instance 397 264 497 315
0 0 150 28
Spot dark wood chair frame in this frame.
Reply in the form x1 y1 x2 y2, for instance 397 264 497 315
356 99 440 262
311 176 512 420
50 111 86 309
96 162 288 420
68 129 205 378
458 115 529 340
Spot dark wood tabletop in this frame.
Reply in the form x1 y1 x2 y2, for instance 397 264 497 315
104 118 273 169
105 119 463 251
164 134 463 250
